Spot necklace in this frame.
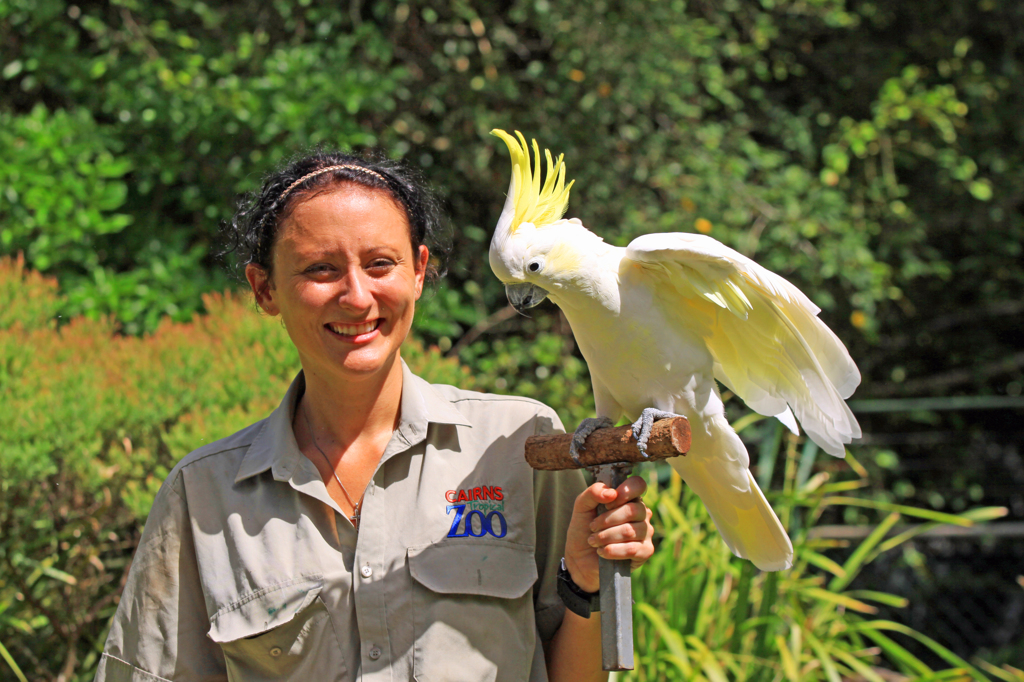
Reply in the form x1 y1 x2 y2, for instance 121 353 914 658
302 404 361 527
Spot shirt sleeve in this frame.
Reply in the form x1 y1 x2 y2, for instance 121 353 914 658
530 406 587 642
96 472 225 682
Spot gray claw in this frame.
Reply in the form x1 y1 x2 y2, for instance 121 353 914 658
570 417 616 466
630 408 679 458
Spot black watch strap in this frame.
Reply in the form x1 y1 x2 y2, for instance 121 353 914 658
556 558 600 618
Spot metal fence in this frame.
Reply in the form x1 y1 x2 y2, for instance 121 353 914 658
812 522 1024 666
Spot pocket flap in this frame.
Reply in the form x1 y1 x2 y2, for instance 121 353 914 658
208 576 324 643
408 540 537 599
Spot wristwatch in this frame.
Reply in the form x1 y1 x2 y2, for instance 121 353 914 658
556 557 601 618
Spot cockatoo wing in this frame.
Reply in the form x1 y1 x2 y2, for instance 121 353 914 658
625 232 861 457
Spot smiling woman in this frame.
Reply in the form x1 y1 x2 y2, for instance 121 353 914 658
251 187 428 397
94 151 656 682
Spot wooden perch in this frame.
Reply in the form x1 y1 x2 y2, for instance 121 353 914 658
524 417 691 470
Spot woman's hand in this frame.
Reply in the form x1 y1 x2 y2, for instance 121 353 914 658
562 475 655 593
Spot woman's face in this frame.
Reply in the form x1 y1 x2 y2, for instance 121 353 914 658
246 184 428 386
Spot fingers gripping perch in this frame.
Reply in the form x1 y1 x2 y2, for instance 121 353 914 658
631 408 680 457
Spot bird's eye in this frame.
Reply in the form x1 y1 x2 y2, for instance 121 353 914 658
527 258 544 273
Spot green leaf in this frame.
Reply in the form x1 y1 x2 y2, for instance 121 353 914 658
829 512 901 592
731 412 769 434
686 636 730 682
41 566 78 585
858 628 933 676
969 180 993 200
844 590 909 608
0 639 28 682
817 497 975 526
805 631 842 682
805 587 879 613
636 602 691 675
855 621 989 681
976 659 1024 682
800 549 848 578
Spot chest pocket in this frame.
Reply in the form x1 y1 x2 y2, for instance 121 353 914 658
208 577 347 682
408 540 538 682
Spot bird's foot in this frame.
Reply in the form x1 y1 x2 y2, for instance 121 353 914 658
569 417 616 466
631 408 680 458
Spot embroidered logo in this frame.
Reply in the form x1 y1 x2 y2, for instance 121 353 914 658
445 486 507 538
445 486 503 504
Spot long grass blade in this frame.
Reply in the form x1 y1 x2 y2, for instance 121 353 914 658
0 640 28 682
661 653 700 678
843 590 909 608
818 497 975 526
829 512 901 592
684 568 711 636
908 668 974 682
799 549 847 578
774 634 800 681
812 480 870 494
732 412 769 435
958 506 1009 522
855 621 989 682
805 631 842 682
801 471 831 493
843 450 869 478
974 660 1024 682
797 439 819 488
751 571 780 682
757 420 784 489
830 646 888 682
636 602 692 676
857 628 932 676
686 636 731 682
878 507 1006 554
729 562 753 653
804 587 879 614
41 565 78 586
878 523 945 554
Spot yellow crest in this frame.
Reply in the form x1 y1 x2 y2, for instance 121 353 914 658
491 129 574 234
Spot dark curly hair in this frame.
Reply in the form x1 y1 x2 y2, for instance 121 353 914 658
222 149 449 285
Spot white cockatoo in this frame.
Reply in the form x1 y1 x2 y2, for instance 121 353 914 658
488 130 862 571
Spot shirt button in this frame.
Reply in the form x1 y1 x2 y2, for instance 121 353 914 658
269 646 282 657
360 565 373 578
369 646 382 660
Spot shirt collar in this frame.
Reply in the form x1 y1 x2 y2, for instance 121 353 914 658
234 359 471 485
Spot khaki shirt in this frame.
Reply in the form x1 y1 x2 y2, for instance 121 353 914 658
96 362 585 682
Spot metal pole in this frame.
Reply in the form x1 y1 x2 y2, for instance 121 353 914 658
591 462 634 671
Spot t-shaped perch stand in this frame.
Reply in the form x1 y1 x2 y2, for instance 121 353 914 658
524 417 691 671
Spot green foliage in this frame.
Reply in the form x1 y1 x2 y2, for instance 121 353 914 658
2 0 404 332
0 0 990 334
3 0 1020 416
0 257 467 679
0 104 132 271
626 423 1012 682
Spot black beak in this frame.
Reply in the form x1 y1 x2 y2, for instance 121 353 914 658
505 283 549 312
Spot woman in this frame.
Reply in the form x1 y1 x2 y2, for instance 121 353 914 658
96 152 655 682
